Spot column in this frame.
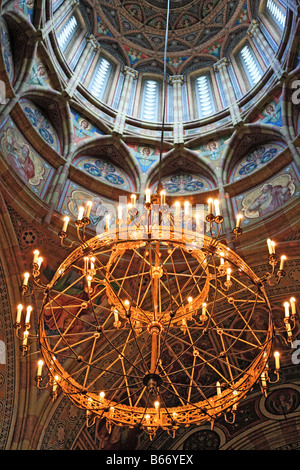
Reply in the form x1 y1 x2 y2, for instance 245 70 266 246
113 66 138 135
63 35 99 99
169 75 184 144
36 0 79 40
213 58 243 128
248 20 286 81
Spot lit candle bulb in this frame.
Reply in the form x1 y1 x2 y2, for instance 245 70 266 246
99 391 105 403
52 376 59 393
90 257 95 271
216 381 221 396
33 250 39 265
77 206 84 221
145 414 150 424
114 309 119 323
236 214 243 228
187 297 193 311
284 301 290 318
37 359 44 377
290 297 296 315
37 257 43 269
23 330 29 347
145 188 151 204
23 272 30 286
274 351 280 370
175 201 180 216
214 199 220 216
62 216 69 232
86 275 92 290
270 240 276 254
160 190 166 205
124 299 130 311
131 194 136 207
16 304 23 324
226 267 231 282
106 214 110 230
279 255 286 271
154 401 160 421
261 372 267 388
118 205 123 220
86 201 93 219
208 198 213 215
202 303 207 316
25 305 32 326
220 252 224 265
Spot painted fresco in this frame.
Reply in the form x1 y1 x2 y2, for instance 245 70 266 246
230 142 286 182
191 137 230 163
20 99 61 153
253 92 283 127
73 156 133 190
28 51 54 88
0 117 54 197
157 173 214 194
127 143 161 173
58 180 118 232
1 20 14 83
71 110 105 144
13 0 35 22
232 164 300 225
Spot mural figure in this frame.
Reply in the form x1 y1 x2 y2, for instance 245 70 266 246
66 189 117 230
28 60 51 87
242 174 295 219
1 126 44 185
130 145 159 173
261 100 282 126
72 112 104 143
265 388 300 416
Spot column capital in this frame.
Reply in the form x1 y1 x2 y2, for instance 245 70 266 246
86 34 100 50
123 66 138 79
169 75 184 85
213 57 229 72
247 19 260 36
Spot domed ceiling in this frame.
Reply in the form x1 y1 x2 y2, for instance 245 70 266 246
82 0 258 74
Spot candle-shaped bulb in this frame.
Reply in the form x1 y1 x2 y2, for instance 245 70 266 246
118 205 123 220
85 201 93 219
208 198 213 215
290 297 296 315
16 304 23 324
99 391 105 402
105 214 110 230
124 299 130 310
37 257 43 269
184 200 190 215
284 301 290 318
261 371 267 388
160 190 166 205
90 257 95 271
216 381 221 395
220 252 224 265
62 216 69 232
77 206 84 221
37 359 44 377
33 250 39 265
23 272 30 286
131 194 136 207
202 303 207 315
271 240 276 254
226 267 231 282
145 188 151 204
114 309 119 322
236 214 243 228
274 351 280 370
23 329 29 347
25 305 32 326
279 255 286 271
267 239 273 254
214 199 220 216
175 201 180 216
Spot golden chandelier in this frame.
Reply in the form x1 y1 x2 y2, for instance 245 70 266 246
15 191 297 439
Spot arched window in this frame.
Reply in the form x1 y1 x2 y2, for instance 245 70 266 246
239 44 263 87
266 0 286 29
195 74 215 118
141 79 160 122
89 57 112 101
57 15 78 51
